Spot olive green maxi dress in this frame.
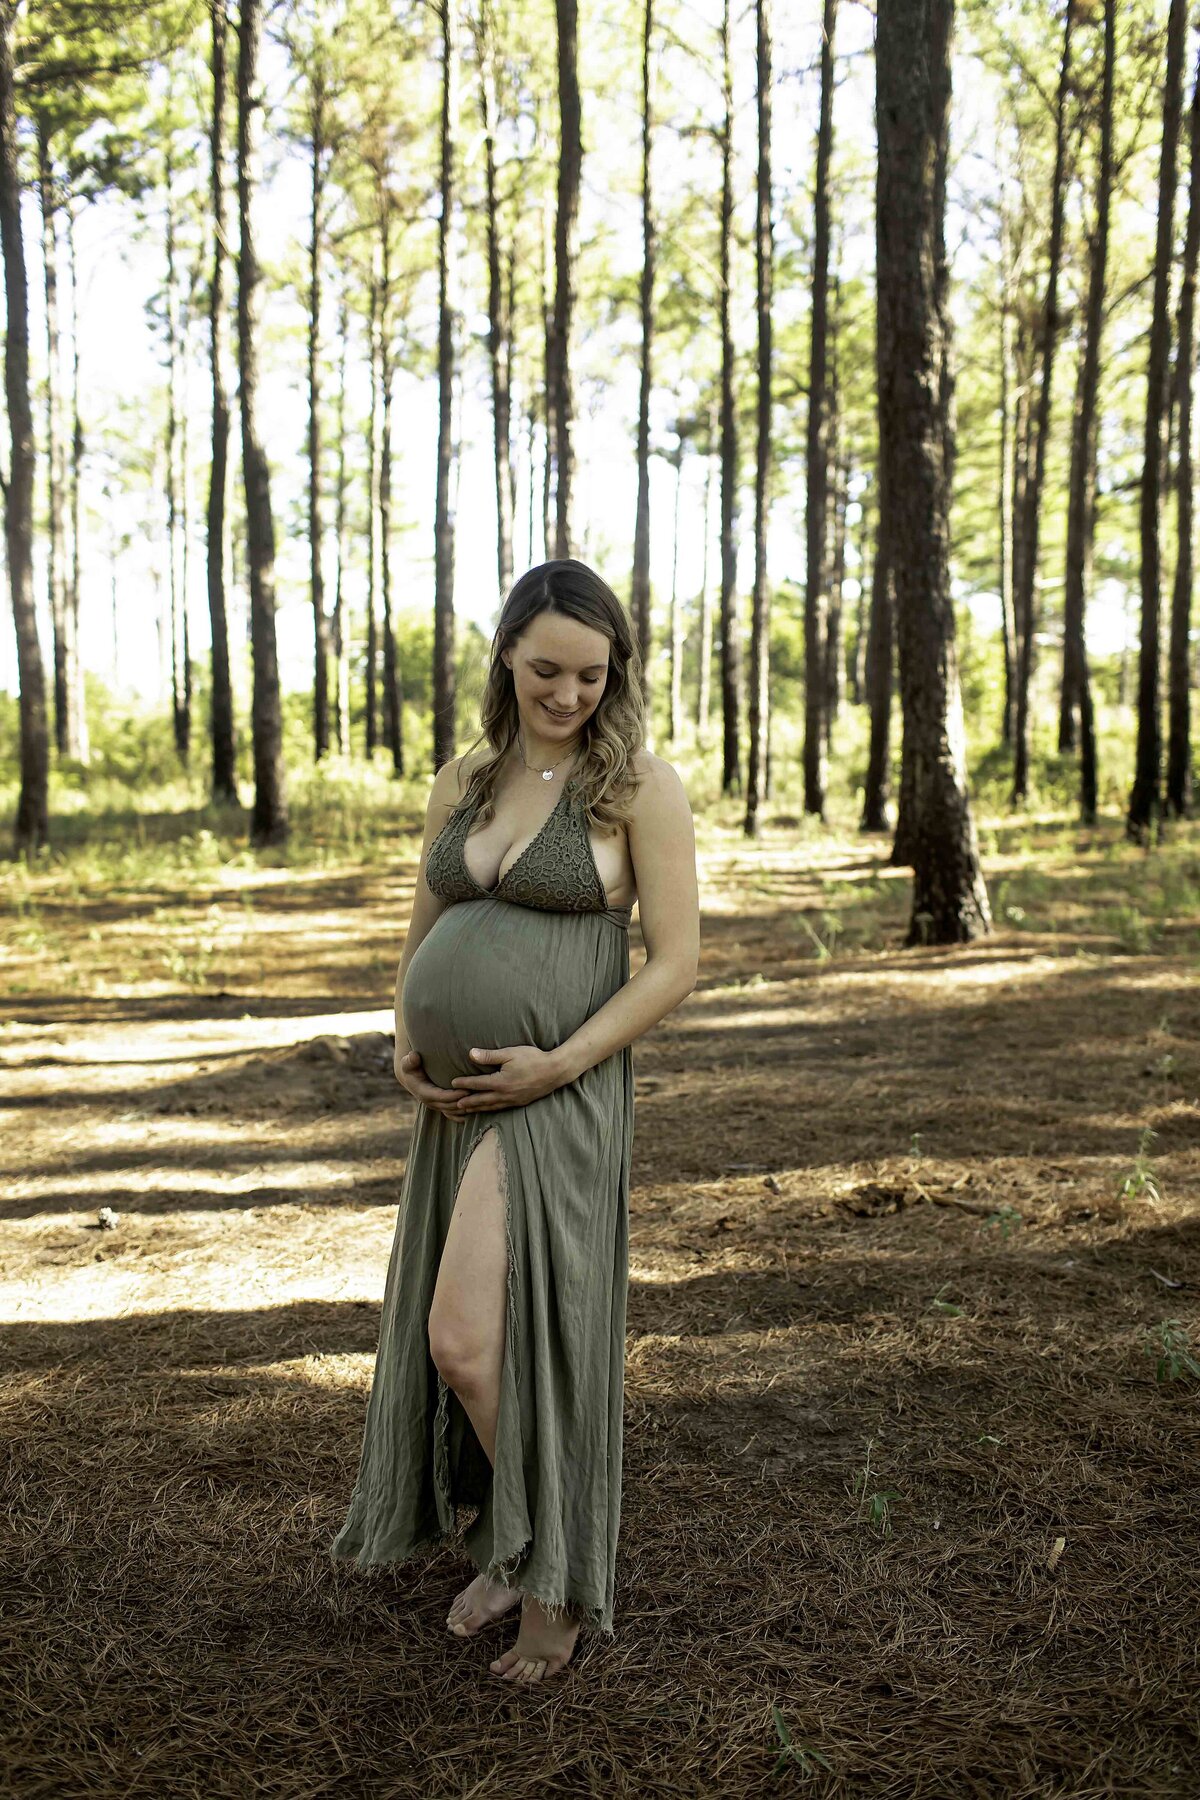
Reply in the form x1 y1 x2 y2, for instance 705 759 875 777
330 773 635 1638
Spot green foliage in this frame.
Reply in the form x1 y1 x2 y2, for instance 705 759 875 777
769 1707 833 1781
1143 1320 1200 1386
1118 1126 1162 1206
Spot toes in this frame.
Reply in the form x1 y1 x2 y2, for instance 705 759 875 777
490 1650 520 1675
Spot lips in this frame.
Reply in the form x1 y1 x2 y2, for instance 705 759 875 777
542 704 577 719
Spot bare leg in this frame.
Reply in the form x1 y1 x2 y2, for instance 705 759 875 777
430 1126 584 1676
427 1127 521 1637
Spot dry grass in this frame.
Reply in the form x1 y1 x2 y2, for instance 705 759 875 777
2 802 1199 1798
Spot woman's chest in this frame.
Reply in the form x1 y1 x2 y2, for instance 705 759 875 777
462 805 636 911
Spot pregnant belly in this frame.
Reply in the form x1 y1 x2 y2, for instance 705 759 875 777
401 900 609 1092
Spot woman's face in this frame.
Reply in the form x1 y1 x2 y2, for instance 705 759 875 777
501 613 612 740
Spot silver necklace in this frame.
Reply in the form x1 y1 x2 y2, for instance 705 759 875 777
516 728 580 782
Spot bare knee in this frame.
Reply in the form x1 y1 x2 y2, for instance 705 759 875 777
427 1311 493 1397
427 1127 508 1396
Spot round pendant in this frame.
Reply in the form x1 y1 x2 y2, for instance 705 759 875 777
542 768 554 780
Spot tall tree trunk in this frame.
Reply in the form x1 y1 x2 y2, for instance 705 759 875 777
824 279 846 753
551 0 580 559
477 0 512 599
180 269 195 755
997 172 1017 747
236 0 287 845
1060 0 1113 825
63 189 87 763
668 447 683 744
36 120 75 761
696 407 716 747
164 138 189 762
718 0 741 796
631 0 655 711
540 115 553 562
744 0 773 838
1009 308 1032 745
206 0 237 803
877 0 989 942
433 0 459 768
1128 0 1187 841
307 82 330 760
848 476 871 705
1167 23 1200 819
378 200 403 775
826 437 848 749
2 2 48 850
1011 0 1074 805
804 0 836 818
860 503 893 832
332 286 351 757
365 271 380 756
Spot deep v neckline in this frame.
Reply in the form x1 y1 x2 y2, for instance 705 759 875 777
461 780 572 898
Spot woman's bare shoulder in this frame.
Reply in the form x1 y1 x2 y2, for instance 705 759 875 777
431 745 492 805
629 748 687 798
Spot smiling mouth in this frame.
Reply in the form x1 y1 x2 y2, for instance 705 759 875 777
542 704 577 719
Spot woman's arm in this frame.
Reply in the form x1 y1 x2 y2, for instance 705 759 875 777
548 752 699 1083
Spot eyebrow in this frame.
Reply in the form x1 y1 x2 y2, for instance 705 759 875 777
530 658 607 672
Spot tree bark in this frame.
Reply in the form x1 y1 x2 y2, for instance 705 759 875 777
877 0 990 942
718 0 741 796
2 2 48 851
365 270 380 756
206 0 236 802
1011 0 1074 805
1128 0 1187 842
476 0 513 600
307 74 330 760
631 0 655 711
164 138 190 762
997 173 1017 747
696 405 716 747
744 0 773 838
332 286 351 757
36 121 74 763
433 0 459 769
668 446 683 744
551 0 580 559
378 192 403 775
1166 22 1200 819
1060 0 1113 824
804 0 836 819
236 0 287 845
64 196 87 762
860 499 893 833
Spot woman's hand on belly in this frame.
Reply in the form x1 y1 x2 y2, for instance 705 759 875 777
448 1044 565 1112
395 1049 482 1122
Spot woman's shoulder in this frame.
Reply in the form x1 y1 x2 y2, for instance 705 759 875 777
433 746 493 803
629 748 685 795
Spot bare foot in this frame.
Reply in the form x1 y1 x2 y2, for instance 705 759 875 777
446 1570 523 1638
489 1594 581 1682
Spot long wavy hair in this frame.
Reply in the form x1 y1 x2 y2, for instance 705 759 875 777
452 559 647 833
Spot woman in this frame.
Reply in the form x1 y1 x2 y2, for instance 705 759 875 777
331 559 700 1683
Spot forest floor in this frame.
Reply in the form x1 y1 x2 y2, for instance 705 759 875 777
2 792 1199 1799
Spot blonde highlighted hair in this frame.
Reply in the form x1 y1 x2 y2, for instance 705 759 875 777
451 559 648 832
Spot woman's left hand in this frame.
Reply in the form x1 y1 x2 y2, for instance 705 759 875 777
449 1045 564 1111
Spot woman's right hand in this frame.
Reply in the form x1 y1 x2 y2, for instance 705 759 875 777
394 1048 469 1122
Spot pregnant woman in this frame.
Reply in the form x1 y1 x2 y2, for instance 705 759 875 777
331 558 700 1684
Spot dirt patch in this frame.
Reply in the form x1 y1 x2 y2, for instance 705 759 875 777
2 813 1199 1798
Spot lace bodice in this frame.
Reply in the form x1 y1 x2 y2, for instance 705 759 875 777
424 776 633 928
